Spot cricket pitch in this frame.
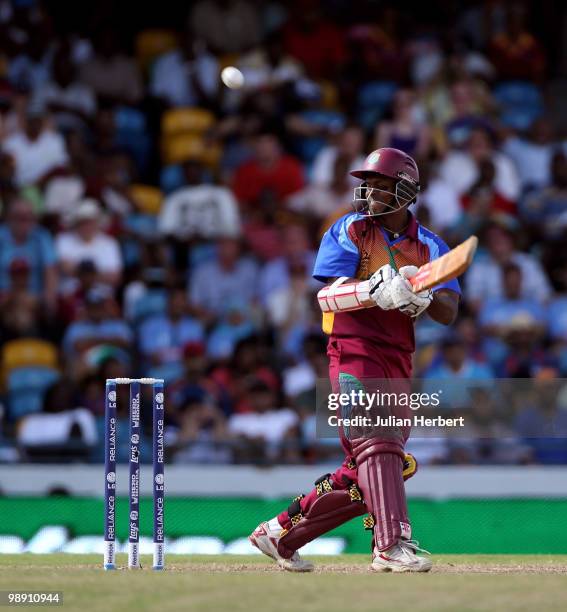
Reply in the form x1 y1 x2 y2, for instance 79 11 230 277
0 554 565 611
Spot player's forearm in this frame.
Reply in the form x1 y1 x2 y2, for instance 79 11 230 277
318 277 374 313
427 291 459 325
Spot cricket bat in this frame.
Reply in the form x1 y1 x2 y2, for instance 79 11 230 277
408 235 478 292
317 236 478 313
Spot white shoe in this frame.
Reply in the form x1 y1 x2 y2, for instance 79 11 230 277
249 520 314 572
371 540 432 573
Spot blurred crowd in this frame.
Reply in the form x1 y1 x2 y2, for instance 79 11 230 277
0 0 567 465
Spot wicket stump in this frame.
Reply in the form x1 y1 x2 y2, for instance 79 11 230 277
103 378 165 570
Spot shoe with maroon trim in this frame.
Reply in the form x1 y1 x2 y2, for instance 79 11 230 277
371 540 432 573
249 521 314 572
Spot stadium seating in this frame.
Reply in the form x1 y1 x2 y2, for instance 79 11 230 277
135 29 178 73
162 133 221 167
129 185 163 215
162 108 216 138
2 339 58 374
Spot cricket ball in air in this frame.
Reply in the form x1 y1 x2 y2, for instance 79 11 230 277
221 66 245 89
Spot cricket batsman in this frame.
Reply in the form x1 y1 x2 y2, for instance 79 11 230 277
250 148 460 572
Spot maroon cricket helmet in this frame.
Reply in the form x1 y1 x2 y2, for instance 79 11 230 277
350 148 420 215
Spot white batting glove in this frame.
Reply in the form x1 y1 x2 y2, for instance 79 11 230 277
368 264 397 310
390 265 433 317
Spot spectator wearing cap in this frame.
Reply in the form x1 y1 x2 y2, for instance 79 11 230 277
79 28 143 105
158 160 241 241
150 26 219 108
0 199 57 311
63 284 132 357
521 151 567 240
232 129 304 210
466 221 552 312
439 127 521 204
55 199 123 288
2 103 68 187
138 288 205 365
189 237 258 321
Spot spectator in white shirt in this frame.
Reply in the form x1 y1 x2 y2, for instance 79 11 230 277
55 199 123 287
466 220 552 312
151 28 219 108
3 105 68 187
158 160 241 240
228 380 299 463
439 127 521 203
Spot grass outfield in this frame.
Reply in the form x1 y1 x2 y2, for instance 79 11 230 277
0 554 566 611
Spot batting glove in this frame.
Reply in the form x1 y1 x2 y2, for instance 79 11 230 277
390 265 433 318
368 264 397 310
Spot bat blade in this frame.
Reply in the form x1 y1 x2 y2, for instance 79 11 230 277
409 236 478 292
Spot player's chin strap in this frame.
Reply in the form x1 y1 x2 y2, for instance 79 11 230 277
317 277 374 313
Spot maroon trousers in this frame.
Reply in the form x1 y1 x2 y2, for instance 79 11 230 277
277 338 413 554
